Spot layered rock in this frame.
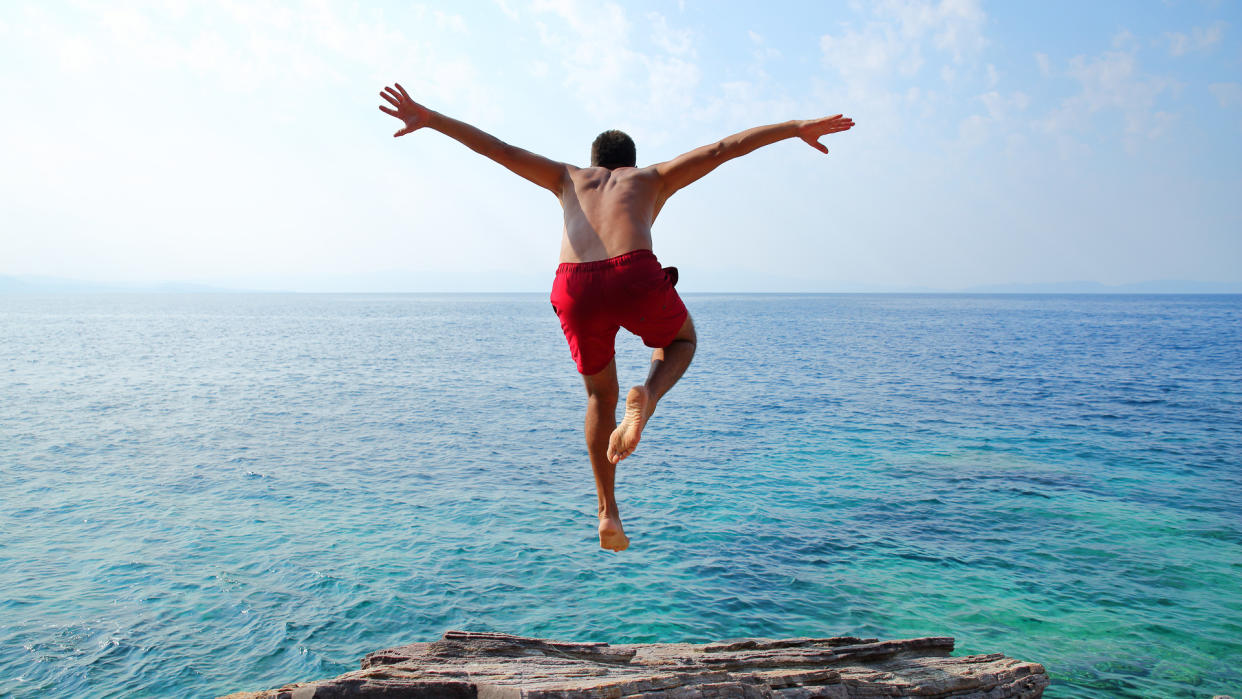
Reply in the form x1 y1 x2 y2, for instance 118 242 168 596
222 630 1049 698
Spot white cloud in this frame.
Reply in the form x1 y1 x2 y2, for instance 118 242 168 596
649 11 693 56
817 0 988 142
918 0 987 61
1144 110 1178 140
955 89 1029 151
1111 29 1138 51
100 5 153 42
11 1 503 120
56 33 94 72
957 112 988 147
532 3 634 116
29 3 360 90
744 29 781 83
529 2 702 132
1035 52 1051 77
820 21 919 81
1038 45 1176 149
1209 82 1242 108
494 0 519 20
433 10 467 34
980 90 1029 120
1165 21 1225 56
819 0 986 83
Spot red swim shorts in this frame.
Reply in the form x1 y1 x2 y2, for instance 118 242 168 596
550 249 688 375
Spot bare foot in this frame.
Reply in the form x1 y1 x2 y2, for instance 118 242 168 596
598 514 630 552
607 385 649 464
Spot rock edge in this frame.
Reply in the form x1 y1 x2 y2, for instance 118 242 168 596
221 630 1049 698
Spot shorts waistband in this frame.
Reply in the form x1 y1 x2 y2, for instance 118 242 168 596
556 249 655 275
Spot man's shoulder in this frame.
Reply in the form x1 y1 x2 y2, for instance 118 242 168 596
609 166 662 185
569 165 660 187
623 165 661 176
571 165 660 176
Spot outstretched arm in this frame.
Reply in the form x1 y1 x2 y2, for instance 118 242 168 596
379 83 569 196
654 115 854 200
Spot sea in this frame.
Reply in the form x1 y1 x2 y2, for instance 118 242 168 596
1 293 1239 698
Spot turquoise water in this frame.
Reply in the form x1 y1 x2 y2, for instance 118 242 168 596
1 293 1239 698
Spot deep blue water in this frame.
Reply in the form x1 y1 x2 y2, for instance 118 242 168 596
1 293 1239 698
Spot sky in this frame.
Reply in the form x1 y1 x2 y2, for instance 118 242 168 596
1 0 1240 292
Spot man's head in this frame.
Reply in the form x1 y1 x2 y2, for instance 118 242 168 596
591 130 636 169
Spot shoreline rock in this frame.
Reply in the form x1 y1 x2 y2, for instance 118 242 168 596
222 630 1049 698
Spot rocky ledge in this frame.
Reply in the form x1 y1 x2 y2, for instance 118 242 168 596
222 630 1049 698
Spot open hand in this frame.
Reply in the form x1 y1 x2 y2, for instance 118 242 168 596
798 114 855 154
378 83 430 137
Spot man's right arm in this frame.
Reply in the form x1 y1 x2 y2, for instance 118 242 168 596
379 83 569 197
654 115 854 202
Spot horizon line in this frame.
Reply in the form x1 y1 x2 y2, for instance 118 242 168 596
4 274 1242 295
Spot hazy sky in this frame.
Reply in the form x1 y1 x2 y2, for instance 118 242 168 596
2 1 1240 291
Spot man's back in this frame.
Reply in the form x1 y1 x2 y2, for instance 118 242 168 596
558 166 664 264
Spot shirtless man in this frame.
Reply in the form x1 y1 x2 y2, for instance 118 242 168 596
379 83 853 552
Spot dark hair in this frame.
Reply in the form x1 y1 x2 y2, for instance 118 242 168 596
590 130 636 169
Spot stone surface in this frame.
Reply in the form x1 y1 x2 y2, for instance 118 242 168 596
221 630 1049 698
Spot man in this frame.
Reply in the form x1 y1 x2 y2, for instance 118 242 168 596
379 83 853 552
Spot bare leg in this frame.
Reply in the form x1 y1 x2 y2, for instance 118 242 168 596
608 315 697 464
582 360 629 552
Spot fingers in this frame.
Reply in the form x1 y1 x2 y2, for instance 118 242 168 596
815 115 853 127
808 114 843 127
380 83 418 136
813 118 854 136
803 115 854 139
795 113 851 155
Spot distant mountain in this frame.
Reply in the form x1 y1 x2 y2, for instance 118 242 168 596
961 280 1242 294
0 275 242 293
